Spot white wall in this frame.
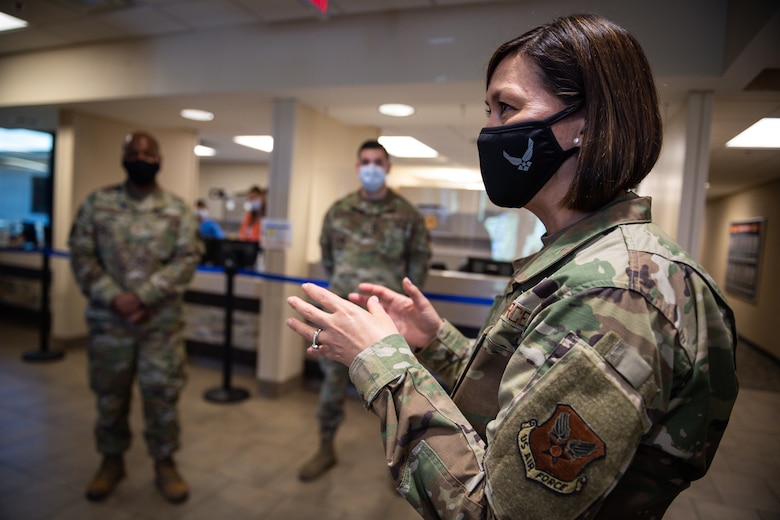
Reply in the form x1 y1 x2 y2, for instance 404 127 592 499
198 162 269 204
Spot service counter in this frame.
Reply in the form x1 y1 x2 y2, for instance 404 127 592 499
305 262 506 335
183 269 262 362
424 269 507 335
182 265 508 364
0 249 44 312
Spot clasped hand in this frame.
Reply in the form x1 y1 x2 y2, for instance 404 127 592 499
286 277 443 367
111 292 148 324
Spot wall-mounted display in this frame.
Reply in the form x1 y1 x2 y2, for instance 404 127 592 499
725 218 765 301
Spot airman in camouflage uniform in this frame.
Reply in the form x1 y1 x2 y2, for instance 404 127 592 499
348 194 737 518
298 139 431 481
69 132 201 503
286 14 739 518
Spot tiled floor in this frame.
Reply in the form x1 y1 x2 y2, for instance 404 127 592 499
0 314 778 520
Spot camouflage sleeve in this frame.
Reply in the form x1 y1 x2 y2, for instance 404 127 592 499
415 320 474 390
350 333 488 519
481 285 716 518
135 201 202 308
319 209 335 280
67 195 124 306
348 288 683 519
405 212 432 287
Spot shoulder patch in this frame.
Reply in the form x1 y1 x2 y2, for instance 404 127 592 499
517 403 606 494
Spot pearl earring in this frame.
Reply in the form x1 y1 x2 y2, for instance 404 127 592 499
573 137 581 146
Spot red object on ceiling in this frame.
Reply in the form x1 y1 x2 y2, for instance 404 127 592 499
310 0 328 14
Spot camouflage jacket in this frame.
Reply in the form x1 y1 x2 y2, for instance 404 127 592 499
68 183 202 317
320 189 431 297
349 193 738 519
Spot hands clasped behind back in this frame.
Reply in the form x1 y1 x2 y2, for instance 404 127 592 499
286 277 443 367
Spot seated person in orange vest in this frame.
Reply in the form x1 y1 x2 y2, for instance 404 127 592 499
238 185 266 242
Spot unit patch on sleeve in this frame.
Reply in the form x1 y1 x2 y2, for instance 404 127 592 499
516 403 606 494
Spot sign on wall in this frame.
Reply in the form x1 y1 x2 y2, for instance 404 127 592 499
262 219 292 250
725 218 766 301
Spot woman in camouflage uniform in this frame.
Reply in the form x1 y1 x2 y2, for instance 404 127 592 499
287 14 738 519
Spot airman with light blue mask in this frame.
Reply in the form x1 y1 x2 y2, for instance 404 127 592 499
297 138 432 483
357 146 390 197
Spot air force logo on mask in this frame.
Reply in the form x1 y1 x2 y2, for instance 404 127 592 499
503 137 534 171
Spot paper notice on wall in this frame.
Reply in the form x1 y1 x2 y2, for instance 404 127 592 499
261 219 292 250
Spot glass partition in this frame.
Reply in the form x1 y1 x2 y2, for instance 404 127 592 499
399 186 544 272
0 128 55 249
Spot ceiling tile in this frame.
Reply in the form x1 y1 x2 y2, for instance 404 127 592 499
333 0 431 16
231 0 332 22
156 0 258 29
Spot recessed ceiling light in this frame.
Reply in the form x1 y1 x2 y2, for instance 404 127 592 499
0 12 28 32
378 136 438 158
233 135 273 152
726 118 780 148
378 104 415 117
180 108 214 122
194 145 216 156
428 36 455 45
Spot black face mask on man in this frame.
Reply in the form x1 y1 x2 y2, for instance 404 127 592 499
477 104 581 208
123 160 160 186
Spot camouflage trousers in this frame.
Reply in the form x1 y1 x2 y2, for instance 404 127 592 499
86 311 187 461
315 357 351 435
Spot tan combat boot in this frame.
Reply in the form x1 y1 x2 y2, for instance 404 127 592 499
154 457 189 503
85 454 125 501
298 433 337 481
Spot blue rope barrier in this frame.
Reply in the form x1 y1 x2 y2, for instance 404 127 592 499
1 247 495 306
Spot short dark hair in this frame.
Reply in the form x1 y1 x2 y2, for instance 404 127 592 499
487 14 662 212
247 185 267 196
358 140 390 161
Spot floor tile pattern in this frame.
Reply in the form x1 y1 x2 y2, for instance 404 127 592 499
0 315 778 519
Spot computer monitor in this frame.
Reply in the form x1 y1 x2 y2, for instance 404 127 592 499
200 239 259 270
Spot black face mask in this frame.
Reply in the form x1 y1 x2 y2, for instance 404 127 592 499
477 104 580 208
123 160 160 186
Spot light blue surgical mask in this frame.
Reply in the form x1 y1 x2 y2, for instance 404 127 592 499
244 199 263 213
358 164 386 193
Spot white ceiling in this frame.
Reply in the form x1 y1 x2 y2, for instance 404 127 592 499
0 0 779 200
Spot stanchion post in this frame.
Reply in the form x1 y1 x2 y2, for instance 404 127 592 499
23 247 65 362
203 258 250 403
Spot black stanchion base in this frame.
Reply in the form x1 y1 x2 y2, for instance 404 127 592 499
203 386 250 403
22 350 65 362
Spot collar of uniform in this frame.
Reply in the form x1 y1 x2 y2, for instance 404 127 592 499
119 182 165 209
347 189 398 215
510 192 652 286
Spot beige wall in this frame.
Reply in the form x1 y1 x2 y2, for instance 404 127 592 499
701 178 780 359
639 105 684 241
198 162 269 202
255 98 376 394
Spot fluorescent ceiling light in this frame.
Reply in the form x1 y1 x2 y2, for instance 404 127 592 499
378 136 438 158
194 145 216 157
180 108 214 122
0 12 28 32
726 118 780 148
233 135 273 152
378 103 415 117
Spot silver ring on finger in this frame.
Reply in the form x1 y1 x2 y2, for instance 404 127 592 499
311 328 322 350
